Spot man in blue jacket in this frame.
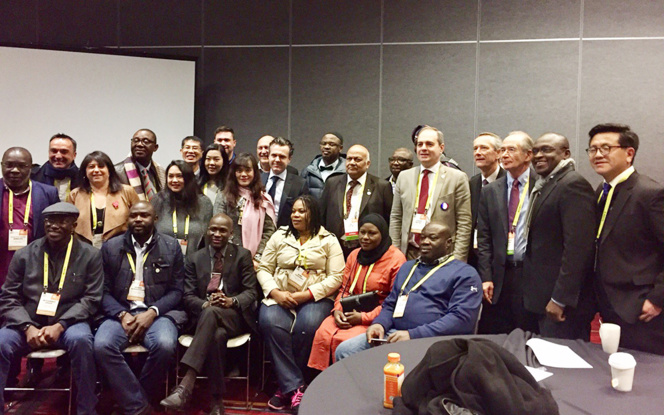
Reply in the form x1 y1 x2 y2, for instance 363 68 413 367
335 222 482 360
94 201 186 414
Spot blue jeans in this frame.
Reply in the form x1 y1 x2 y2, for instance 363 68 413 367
335 328 396 362
0 322 98 415
94 314 177 414
259 299 333 394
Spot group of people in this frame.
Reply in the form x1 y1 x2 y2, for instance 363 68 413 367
0 121 661 415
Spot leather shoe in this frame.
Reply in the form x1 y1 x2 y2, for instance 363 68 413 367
160 385 191 410
208 402 225 415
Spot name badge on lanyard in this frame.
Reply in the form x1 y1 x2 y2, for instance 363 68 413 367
127 280 145 301
288 266 309 292
8 181 32 251
92 234 103 249
343 215 359 240
393 295 408 318
507 231 515 256
410 213 428 234
178 239 188 255
8 229 28 251
37 236 73 316
37 293 61 316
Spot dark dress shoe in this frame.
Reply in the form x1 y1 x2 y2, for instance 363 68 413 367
160 385 191 410
208 402 225 415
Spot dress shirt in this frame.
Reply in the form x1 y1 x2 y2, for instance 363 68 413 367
388 175 397 193
505 169 531 262
607 165 635 188
345 172 367 225
130 234 153 311
267 169 288 218
319 158 340 182
481 166 501 185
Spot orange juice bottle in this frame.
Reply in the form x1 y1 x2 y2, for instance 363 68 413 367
383 352 405 408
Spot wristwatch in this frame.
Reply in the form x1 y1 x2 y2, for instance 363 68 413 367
117 311 128 321
22 323 33 332
232 297 239 308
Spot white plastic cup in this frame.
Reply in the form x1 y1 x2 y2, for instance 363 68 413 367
608 352 636 392
599 322 621 354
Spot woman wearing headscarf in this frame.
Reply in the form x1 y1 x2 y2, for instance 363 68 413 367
307 213 406 371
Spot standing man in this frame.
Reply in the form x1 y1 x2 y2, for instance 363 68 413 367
390 126 471 261
180 136 204 177
116 128 165 202
386 147 414 193
301 132 346 199
0 202 103 415
94 201 186 413
1 147 59 285
261 137 309 227
588 123 664 354
476 131 536 334
31 133 80 201
523 133 596 339
468 133 505 268
321 145 392 258
257 135 274 173
214 125 237 164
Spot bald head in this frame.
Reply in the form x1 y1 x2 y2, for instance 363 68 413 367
419 222 454 263
346 145 371 180
208 213 233 250
128 201 155 242
256 135 274 171
2 147 32 192
533 132 571 177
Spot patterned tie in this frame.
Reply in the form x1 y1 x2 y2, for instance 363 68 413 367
141 167 157 202
414 170 430 245
508 180 520 228
268 176 279 203
345 180 359 219
206 250 224 293
482 179 489 187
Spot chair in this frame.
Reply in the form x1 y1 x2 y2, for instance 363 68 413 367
175 333 252 409
5 349 73 415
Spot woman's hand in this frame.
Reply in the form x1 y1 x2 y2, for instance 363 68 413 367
343 310 362 326
269 289 298 309
333 310 352 329
291 290 313 305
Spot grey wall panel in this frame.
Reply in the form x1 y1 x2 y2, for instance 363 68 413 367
203 47 289 154
381 44 477 176
480 0 581 40
477 41 580 159
0 0 38 44
292 0 381 45
584 0 664 38
578 40 664 187
119 0 202 46
290 46 380 173
383 0 478 43
37 0 118 47
204 0 290 45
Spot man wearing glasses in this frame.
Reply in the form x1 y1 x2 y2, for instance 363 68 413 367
115 129 165 202
386 148 414 193
588 123 664 355
301 132 346 199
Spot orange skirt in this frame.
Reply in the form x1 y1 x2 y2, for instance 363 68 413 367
307 314 369 371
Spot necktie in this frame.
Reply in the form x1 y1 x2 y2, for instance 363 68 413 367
320 165 334 171
345 180 359 219
141 167 157 202
268 176 279 202
417 170 430 214
508 180 520 228
206 250 224 293
482 179 489 187
599 182 611 205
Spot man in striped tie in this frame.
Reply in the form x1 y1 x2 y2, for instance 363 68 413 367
115 128 165 202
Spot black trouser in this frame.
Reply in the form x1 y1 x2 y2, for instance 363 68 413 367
479 263 536 334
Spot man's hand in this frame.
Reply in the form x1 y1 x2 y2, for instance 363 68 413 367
269 289 298 309
482 281 494 304
39 323 65 345
121 313 137 336
209 292 234 308
639 299 662 323
344 311 362 326
333 310 352 329
26 325 48 350
365 324 385 343
546 300 566 322
387 330 410 343
129 309 157 344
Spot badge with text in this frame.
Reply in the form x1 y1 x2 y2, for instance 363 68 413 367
178 239 188 256
8 229 28 251
127 280 145 301
507 231 515 256
36 292 61 316
343 216 359 241
92 234 103 249
288 266 310 292
410 214 428 234
393 294 408 318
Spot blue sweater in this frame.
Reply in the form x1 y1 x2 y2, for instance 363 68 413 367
372 259 482 339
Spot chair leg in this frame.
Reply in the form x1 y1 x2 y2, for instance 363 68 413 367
245 338 251 409
68 366 73 415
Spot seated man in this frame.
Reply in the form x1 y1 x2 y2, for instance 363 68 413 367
94 201 186 414
161 213 258 414
0 203 103 415
335 222 482 360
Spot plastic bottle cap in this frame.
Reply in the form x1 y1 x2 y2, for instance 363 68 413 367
388 352 401 362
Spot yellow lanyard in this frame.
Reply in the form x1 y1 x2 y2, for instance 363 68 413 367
342 180 366 218
203 182 209 196
90 193 103 231
510 177 530 231
43 236 74 293
348 263 375 294
413 167 440 214
296 237 311 269
8 181 32 229
172 209 190 239
126 251 150 274
596 171 634 239
399 255 454 295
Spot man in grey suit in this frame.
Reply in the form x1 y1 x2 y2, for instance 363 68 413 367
320 145 393 258
389 126 471 261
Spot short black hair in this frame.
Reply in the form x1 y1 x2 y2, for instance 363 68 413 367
588 123 639 156
79 151 123 193
50 133 77 151
181 136 203 148
214 125 235 137
324 132 344 145
269 136 294 157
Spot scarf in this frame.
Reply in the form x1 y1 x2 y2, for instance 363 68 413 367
122 154 162 201
238 187 275 256
42 161 78 184
356 213 392 266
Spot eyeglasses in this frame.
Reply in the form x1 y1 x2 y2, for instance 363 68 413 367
585 145 625 156
1 162 31 170
131 137 156 145
388 157 411 163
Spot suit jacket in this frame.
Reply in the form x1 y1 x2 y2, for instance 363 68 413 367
261 171 310 227
115 158 166 194
0 179 59 240
389 164 471 261
468 167 506 267
320 173 393 240
522 164 595 314
182 243 259 332
595 171 664 323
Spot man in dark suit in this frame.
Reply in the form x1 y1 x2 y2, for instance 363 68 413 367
320 145 393 258
523 133 596 339
257 135 298 176
588 123 664 355
386 147 414 193
161 213 258 414
477 131 537 334
261 137 309 228
115 128 165 202
468 133 505 268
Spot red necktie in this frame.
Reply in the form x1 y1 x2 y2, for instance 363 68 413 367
206 250 224 293
508 180 520 228
345 180 359 219
414 170 430 245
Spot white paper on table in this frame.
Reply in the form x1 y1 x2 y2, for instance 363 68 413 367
525 338 593 369
525 365 554 382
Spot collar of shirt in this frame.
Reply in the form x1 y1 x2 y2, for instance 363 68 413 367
418 253 453 266
607 165 635 188
268 169 288 182
2 181 30 196
135 160 152 171
131 234 154 254
420 162 441 177
208 244 228 259
319 158 339 171
506 168 530 189
346 172 367 187
482 166 501 183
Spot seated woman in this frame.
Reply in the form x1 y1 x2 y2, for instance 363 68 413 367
213 153 276 267
153 160 213 258
198 143 228 206
67 151 139 248
308 214 405 371
257 195 344 413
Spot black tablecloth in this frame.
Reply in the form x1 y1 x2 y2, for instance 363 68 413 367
299 331 664 414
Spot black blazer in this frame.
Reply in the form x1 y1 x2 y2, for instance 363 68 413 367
468 168 506 268
595 171 664 324
522 164 596 314
261 171 310 227
320 173 393 239
182 243 259 332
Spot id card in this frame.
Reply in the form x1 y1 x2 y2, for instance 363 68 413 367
36 292 61 316
127 280 145 301
410 214 428 234
287 266 309 292
178 239 188 255
507 231 515 256
92 234 103 249
8 229 28 251
393 295 408 318
343 216 359 241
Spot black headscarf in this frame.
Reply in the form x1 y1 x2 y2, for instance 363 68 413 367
357 214 392 266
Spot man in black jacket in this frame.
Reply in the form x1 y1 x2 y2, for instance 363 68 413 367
30 133 80 201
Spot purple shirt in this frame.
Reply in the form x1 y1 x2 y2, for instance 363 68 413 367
0 187 33 287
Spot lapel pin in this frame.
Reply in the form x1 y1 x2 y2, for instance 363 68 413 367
440 202 449 211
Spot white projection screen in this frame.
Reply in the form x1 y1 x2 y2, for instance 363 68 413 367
0 46 196 169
